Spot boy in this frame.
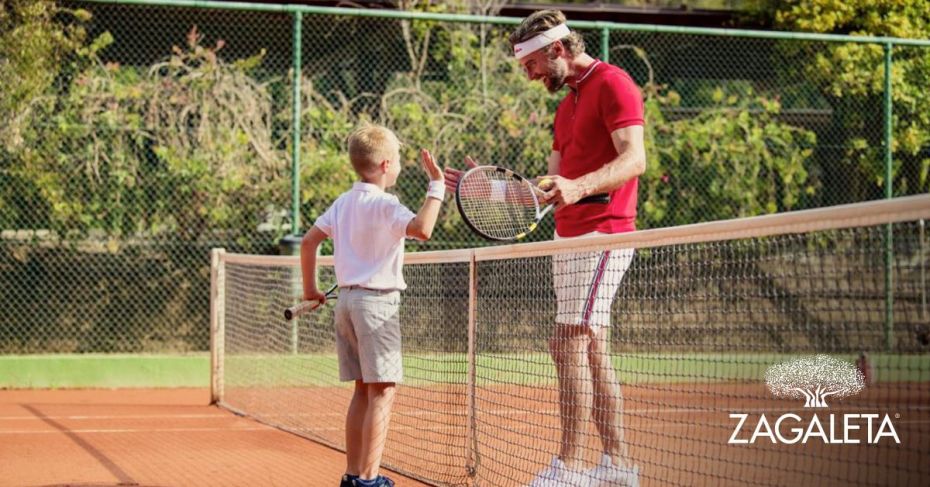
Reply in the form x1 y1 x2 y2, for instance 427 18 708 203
300 123 444 487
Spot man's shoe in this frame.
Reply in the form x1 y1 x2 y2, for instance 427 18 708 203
586 453 640 487
527 456 591 487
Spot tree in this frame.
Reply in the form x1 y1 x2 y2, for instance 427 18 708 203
758 0 930 199
765 354 865 408
642 83 816 227
0 0 90 229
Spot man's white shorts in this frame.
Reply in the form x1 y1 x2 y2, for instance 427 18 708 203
552 231 634 328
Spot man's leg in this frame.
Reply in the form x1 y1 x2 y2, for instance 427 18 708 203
345 380 368 476
549 323 595 470
358 382 397 480
588 327 632 468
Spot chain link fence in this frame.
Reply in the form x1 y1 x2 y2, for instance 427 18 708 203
2 0 928 354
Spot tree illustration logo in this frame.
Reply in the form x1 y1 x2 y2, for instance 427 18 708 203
765 355 865 408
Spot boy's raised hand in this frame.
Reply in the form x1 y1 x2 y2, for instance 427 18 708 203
421 149 443 182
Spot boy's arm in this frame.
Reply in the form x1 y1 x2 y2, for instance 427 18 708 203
406 149 444 241
300 226 329 301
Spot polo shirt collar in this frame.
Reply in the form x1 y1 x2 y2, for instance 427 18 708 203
353 181 384 193
569 59 601 93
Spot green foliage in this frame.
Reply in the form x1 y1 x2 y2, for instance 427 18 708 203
23 32 150 236
4 18 287 244
642 83 817 227
0 0 89 228
0 0 89 151
2 1 898 248
146 27 286 241
762 0 930 195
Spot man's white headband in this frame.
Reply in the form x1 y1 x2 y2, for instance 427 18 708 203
513 24 570 60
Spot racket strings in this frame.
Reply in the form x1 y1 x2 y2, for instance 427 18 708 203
458 169 539 240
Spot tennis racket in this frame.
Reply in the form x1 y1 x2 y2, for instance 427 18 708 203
455 165 610 241
284 283 338 320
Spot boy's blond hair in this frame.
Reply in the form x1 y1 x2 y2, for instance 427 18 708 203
347 123 400 176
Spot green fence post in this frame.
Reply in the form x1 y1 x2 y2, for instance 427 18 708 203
290 11 304 354
883 42 894 352
601 26 610 63
291 11 303 237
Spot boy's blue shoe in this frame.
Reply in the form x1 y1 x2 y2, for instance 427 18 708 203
340 474 358 487
352 475 395 487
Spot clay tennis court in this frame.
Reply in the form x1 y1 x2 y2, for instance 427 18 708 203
217 380 930 486
0 388 430 487
2 380 927 486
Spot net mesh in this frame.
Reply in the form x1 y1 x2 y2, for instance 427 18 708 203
215 197 930 486
219 254 472 486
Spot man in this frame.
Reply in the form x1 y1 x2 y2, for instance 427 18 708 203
445 9 645 487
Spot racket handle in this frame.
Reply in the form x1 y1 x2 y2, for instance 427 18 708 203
577 193 610 204
284 299 322 321
530 186 609 204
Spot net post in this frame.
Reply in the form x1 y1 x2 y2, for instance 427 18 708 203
883 42 894 352
210 248 226 405
921 219 926 320
465 252 478 481
279 234 305 354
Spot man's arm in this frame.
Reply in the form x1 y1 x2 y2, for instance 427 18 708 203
547 150 561 177
541 125 645 207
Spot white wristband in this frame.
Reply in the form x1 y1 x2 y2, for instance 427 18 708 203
426 180 446 201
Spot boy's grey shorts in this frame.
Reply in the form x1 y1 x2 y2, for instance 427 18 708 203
334 287 403 383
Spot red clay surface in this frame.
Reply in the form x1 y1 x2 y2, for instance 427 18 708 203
470 382 930 487
3 384 927 487
222 382 930 486
0 388 431 487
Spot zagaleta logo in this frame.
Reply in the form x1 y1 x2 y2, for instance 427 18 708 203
729 355 900 445
765 354 864 408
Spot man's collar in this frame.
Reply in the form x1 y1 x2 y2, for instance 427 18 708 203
568 59 601 92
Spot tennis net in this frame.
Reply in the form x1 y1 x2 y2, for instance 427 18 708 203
212 195 930 486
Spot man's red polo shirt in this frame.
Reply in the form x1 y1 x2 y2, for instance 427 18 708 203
552 60 644 237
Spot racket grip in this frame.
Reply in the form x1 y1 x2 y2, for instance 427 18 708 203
577 193 610 204
284 299 322 321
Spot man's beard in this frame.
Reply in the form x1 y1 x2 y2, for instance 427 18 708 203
544 58 567 93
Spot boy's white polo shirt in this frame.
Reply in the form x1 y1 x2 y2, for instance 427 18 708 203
314 182 416 290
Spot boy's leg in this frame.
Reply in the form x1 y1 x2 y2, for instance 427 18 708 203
335 291 365 483
358 381 396 480
345 380 368 476
349 289 402 482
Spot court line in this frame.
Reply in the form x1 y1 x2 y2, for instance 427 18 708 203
3 418 926 436
3 405 926 422
0 413 229 421
0 426 270 435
